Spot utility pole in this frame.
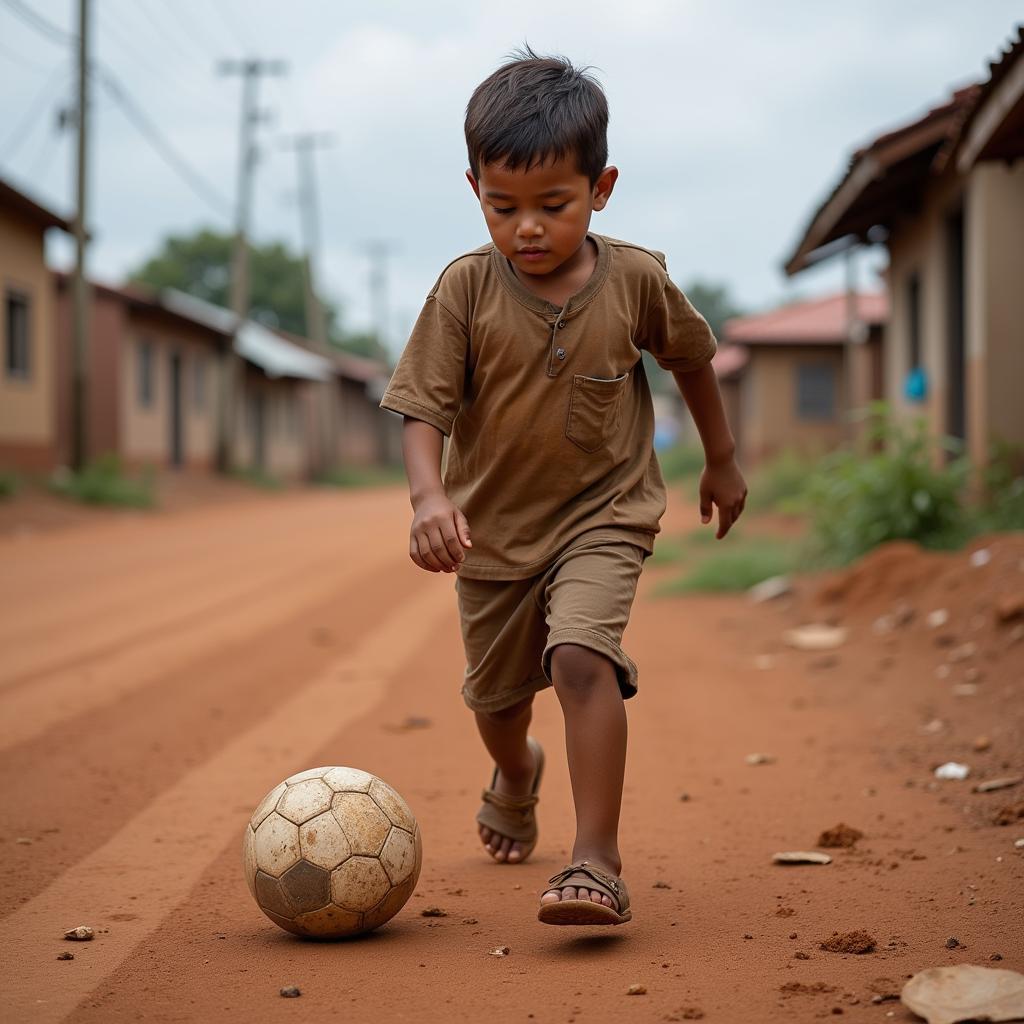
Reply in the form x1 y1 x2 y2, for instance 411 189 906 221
70 0 91 471
281 132 334 348
366 241 396 355
215 57 287 471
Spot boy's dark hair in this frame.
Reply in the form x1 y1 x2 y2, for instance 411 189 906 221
465 46 608 185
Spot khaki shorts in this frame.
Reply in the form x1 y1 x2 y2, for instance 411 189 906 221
454 531 647 713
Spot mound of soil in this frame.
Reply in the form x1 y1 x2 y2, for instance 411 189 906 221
818 823 864 848
820 931 877 954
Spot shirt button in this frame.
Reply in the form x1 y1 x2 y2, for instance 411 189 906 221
557 320 566 329
556 348 566 359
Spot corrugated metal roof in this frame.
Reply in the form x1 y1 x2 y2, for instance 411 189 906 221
723 292 887 346
234 320 332 381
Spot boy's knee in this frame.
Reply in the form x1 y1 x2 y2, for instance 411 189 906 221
549 643 615 700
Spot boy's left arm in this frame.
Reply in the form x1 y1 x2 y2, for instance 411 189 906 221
672 364 747 539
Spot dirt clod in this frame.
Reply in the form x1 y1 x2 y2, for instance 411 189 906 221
652 880 672 889
820 930 876 954
946 936 961 949
56 952 74 961
420 907 447 917
665 1009 704 1021
818 823 864 848
993 801 1024 826
626 984 647 995
279 986 301 998
780 981 837 996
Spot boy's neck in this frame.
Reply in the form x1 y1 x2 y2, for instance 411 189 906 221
510 235 598 308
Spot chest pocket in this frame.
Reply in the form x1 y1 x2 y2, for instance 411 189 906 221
565 372 629 453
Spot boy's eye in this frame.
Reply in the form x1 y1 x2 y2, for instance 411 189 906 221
491 205 515 215
543 203 568 213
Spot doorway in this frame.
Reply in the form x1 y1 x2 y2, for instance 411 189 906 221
945 207 966 445
169 351 183 467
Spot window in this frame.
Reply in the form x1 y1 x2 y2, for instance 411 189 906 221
5 288 31 380
193 354 205 411
795 363 837 421
137 339 155 408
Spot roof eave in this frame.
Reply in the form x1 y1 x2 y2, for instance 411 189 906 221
957 52 1024 171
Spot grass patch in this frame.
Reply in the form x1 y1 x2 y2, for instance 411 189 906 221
657 443 705 482
656 537 797 594
49 455 154 508
0 470 18 499
231 466 284 490
316 464 405 488
745 449 820 513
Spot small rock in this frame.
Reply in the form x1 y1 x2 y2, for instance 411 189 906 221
945 936 962 949
489 946 511 957
991 953 1004 961
56 952 74 961
818 823 864 849
921 718 945 734
773 851 832 865
15 837 32 845
935 762 970 781
948 641 978 663
784 624 848 651
974 776 1023 794
745 752 776 766
462 918 479 925
63 926 94 941
969 547 992 568
952 683 978 698
420 907 448 917
652 880 672 889
749 575 791 603
743 933 753 940
279 986 301 998
972 735 992 752
1015 839 1024 849
794 951 811 960
995 594 1024 623
820 930 876 954
926 608 950 629
626 984 647 995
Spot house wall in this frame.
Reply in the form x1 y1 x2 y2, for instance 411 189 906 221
0 212 56 469
740 344 846 463
335 378 383 465
965 160 1024 463
235 369 309 481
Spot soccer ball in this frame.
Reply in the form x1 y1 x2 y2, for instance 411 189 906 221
242 766 422 938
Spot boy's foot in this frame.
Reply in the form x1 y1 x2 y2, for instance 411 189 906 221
476 736 544 864
538 860 631 925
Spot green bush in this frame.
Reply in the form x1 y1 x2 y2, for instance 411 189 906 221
803 412 968 565
657 443 705 481
316 464 405 488
977 441 1024 533
657 537 796 594
50 455 155 507
0 470 18 499
745 448 820 513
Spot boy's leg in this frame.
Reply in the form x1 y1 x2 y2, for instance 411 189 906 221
540 643 625 908
474 695 538 863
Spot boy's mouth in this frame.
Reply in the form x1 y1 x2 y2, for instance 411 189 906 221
517 247 548 261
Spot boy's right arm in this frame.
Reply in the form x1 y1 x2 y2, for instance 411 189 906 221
402 417 472 574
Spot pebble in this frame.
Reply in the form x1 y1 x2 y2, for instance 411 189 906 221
969 548 992 568
1015 839 1024 849
972 735 992 752
56 952 74 961
489 946 511 957
948 641 978 663
926 608 950 629
745 753 776 766
934 762 970 781
63 926 94 941
945 936 961 949
626 984 647 995
279 986 301 998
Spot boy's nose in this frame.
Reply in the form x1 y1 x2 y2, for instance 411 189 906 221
516 218 543 237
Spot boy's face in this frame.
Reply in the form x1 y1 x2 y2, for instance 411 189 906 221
467 155 617 278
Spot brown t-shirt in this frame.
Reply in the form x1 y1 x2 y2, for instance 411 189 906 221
380 232 717 580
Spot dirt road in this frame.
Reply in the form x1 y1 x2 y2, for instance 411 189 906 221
1 487 1021 1022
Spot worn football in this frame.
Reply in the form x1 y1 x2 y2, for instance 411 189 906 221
242 766 422 938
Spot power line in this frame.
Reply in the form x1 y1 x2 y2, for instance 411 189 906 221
0 60 71 158
0 0 73 45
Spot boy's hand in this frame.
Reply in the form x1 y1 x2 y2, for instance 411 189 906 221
409 492 472 573
699 456 747 539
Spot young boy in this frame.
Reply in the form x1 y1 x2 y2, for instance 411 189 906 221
380 49 746 926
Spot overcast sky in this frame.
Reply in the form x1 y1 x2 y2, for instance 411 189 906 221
1 1 1019 354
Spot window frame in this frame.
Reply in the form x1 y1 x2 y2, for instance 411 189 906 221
4 285 32 381
794 360 838 422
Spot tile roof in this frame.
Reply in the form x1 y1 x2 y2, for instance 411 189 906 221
723 292 887 346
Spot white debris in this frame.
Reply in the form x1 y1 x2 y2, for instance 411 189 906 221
1014 838 1024 849
934 762 970 781
63 926 94 941
926 609 950 629
771 851 832 865
784 624 848 651
969 548 992 568
920 719 945 734
901 964 1024 1024
488 945 511 957
748 575 792 603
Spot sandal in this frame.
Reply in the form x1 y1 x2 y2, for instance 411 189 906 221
475 736 544 863
537 860 632 926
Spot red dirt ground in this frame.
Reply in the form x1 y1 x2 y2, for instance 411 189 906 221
0 486 1021 1023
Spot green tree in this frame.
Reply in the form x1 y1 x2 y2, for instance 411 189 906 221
129 229 381 357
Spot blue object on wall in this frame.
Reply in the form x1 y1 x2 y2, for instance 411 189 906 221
904 367 928 403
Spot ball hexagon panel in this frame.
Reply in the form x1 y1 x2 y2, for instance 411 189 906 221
330 855 391 913
250 781 287 832
362 873 417 933
276 779 334 825
279 859 331 916
379 826 416 886
254 869 296 919
322 766 373 793
284 766 332 785
369 778 416 832
298 810 351 870
253 812 300 877
331 792 391 855
293 905 363 937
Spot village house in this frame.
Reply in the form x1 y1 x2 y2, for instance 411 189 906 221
717 292 887 464
0 178 70 471
784 26 1024 468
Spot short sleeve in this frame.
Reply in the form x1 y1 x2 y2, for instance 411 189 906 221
379 295 469 436
639 277 717 371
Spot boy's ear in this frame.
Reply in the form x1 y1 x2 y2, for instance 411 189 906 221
466 169 481 199
591 166 618 211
